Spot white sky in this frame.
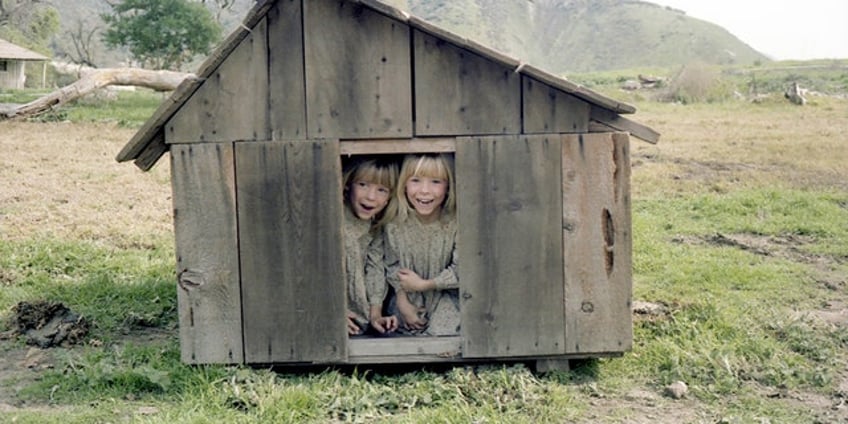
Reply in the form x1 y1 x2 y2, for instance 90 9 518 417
652 0 848 60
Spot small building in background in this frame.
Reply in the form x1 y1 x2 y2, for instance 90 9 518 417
0 39 48 89
117 0 660 371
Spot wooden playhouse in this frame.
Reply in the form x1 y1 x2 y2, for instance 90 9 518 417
117 0 659 370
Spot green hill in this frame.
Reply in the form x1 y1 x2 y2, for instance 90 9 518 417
55 0 769 73
386 0 768 72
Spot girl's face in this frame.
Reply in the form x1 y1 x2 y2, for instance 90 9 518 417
405 174 447 223
349 179 391 220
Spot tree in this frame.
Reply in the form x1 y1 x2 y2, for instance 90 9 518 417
101 0 222 71
0 0 58 53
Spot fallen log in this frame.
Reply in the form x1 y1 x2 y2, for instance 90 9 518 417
0 67 196 120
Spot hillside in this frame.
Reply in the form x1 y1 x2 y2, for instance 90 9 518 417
53 0 768 73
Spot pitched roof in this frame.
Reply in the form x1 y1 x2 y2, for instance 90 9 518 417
118 0 658 170
0 39 48 61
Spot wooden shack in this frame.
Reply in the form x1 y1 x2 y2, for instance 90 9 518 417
0 38 47 89
117 0 659 370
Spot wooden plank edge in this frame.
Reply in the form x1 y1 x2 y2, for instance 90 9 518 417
352 0 411 22
116 76 204 163
465 38 522 69
590 106 660 144
133 131 168 171
408 16 469 48
349 336 461 357
520 64 636 114
340 137 456 155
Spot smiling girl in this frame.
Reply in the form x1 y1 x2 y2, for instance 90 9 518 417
342 157 399 336
378 153 459 336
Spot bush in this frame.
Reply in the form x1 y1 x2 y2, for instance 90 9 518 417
657 62 734 103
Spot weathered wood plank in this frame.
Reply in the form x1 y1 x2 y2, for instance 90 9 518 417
340 137 456 155
268 0 306 139
520 64 636 114
414 30 521 136
133 131 167 171
562 133 633 354
171 143 242 364
116 0 277 167
348 337 461 362
590 106 660 144
457 135 565 358
167 17 270 144
236 139 346 364
304 0 412 139
523 76 590 134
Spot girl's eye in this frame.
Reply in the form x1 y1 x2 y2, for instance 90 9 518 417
431 179 443 185
409 177 420 183
356 181 368 188
377 187 389 194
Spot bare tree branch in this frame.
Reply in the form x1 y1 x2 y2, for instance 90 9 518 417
0 67 195 120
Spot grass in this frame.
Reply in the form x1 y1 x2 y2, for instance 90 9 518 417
0 88 165 127
1 66 847 422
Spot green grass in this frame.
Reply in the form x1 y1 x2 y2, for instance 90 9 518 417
2 187 845 422
0 237 175 339
2 65 847 422
0 88 163 127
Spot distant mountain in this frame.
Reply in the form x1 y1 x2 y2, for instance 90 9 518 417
52 0 769 73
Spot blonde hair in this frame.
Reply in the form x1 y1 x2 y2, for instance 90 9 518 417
396 153 456 222
342 157 399 229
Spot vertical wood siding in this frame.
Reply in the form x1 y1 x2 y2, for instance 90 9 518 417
522 76 590 134
268 0 307 139
562 132 633 354
457 134 566 357
414 30 521 136
236 139 346 364
167 18 270 143
171 143 243 364
303 0 412 139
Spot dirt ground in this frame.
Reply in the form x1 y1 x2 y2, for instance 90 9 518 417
0 119 846 422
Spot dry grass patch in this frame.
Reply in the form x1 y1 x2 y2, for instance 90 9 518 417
631 99 848 197
0 121 172 246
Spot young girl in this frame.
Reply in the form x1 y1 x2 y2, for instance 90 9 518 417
342 157 399 336
381 153 459 336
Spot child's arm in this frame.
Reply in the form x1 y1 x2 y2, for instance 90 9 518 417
395 289 427 330
399 241 458 292
364 232 399 333
364 233 388 307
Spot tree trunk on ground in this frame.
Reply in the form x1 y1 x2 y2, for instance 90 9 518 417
0 68 195 120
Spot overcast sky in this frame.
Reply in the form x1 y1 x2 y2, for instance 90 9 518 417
652 0 848 60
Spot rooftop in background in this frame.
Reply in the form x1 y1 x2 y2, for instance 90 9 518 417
0 39 49 61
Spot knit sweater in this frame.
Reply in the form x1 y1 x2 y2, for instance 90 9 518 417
380 214 459 336
343 209 387 329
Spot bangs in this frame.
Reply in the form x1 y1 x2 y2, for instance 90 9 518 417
353 162 396 189
410 156 449 179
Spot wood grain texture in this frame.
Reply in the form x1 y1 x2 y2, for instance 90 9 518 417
414 30 521 136
340 137 456 155
166 17 270 144
236 139 346 364
304 0 412 139
268 0 306 139
171 143 242 364
457 134 565 358
523 76 590 134
562 132 633 354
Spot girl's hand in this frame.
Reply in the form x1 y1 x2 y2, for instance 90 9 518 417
370 315 399 334
346 311 363 335
398 269 436 292
396 292 427 330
